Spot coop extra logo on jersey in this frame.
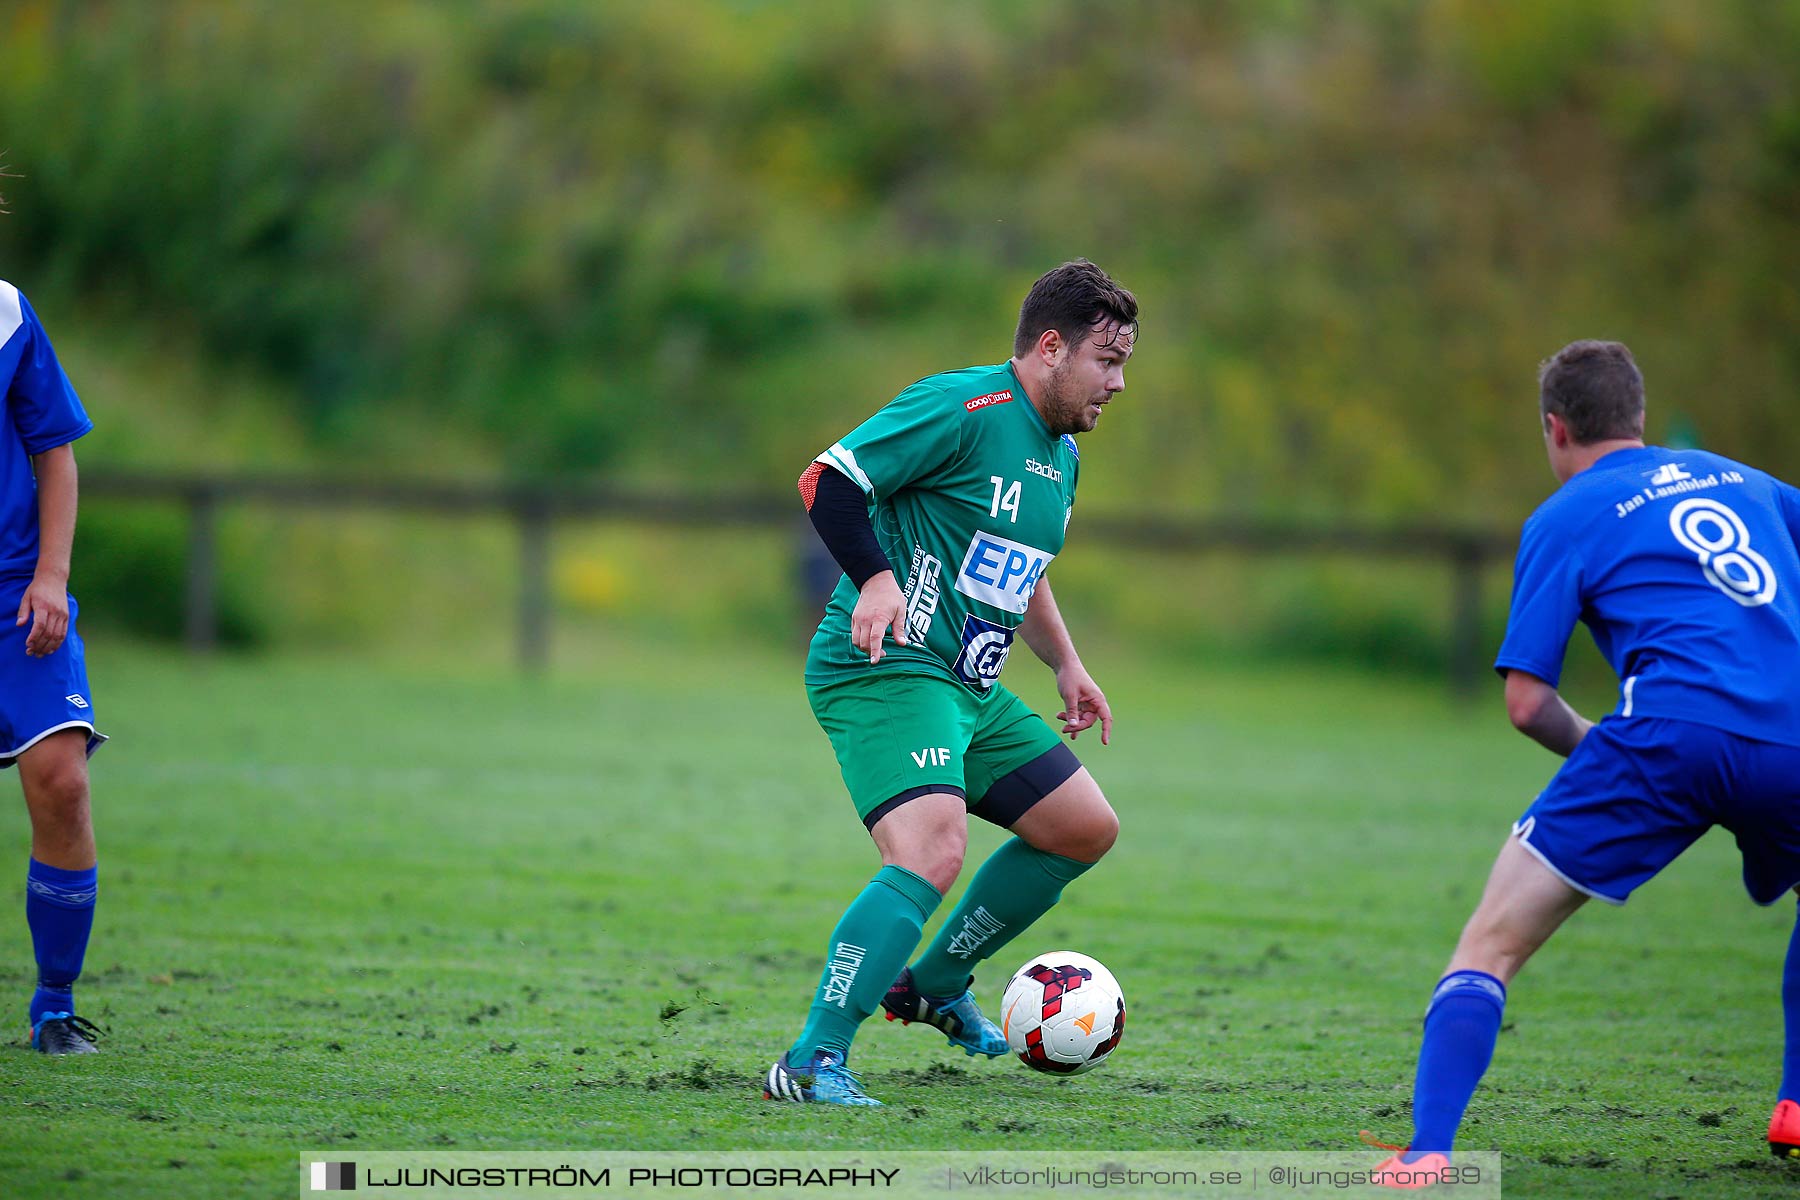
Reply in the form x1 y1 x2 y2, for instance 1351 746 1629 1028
964 389 1014 412
954 614 1014 689
955 531 1053 614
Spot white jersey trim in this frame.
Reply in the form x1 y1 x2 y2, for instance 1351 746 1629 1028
0 282 22 350
816 443 874 495
1511 815 1625 906
1621 675 1637 717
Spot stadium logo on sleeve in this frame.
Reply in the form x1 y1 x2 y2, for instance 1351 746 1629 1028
953 615 1014 690
965 390 1015 412
955 532 1053 614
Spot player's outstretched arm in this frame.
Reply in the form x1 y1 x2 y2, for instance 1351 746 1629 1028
1502 668 1592 757
1021 578 1111 745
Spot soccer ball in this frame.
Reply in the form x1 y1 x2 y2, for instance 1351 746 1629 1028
999 950 1125 1075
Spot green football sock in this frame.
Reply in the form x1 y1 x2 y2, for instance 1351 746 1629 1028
908 837 1094 999
790 865 941 1063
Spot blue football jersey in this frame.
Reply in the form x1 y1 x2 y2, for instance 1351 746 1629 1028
1496 445 1800 745
0 282 92 579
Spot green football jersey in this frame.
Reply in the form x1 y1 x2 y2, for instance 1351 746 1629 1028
805 361 1081 696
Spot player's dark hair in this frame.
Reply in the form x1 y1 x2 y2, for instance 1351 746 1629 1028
1538 340 1645 443
1013 260 1138 357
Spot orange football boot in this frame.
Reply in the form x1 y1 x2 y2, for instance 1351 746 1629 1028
1769 1098 1800 1160
1362 1132 1450 1190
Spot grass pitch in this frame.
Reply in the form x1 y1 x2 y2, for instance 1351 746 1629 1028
0 632 1793 1198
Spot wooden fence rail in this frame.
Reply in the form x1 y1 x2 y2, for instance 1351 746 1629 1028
83 471 1514 692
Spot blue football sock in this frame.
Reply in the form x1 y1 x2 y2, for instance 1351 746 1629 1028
25 859 98 1025
1405 969 1507 1159
1781 901 1800 1103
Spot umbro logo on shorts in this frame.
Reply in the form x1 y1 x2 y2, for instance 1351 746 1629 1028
65 695 89 709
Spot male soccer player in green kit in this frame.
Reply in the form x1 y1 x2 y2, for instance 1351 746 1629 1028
766 261 1136 1105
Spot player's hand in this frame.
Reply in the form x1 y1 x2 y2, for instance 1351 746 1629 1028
17 574 70 658
850 571 908 665
1054 662 1112 745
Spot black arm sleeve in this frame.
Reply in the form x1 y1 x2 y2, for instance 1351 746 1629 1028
809 467 894 589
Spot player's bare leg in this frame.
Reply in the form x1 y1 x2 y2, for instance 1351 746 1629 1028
870 793 967 894
1444 835 1589 983
1009 767 1118 863
21 730 94 870
18 729 101 1055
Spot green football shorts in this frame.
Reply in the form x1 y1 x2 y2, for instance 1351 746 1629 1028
806 670 1077 830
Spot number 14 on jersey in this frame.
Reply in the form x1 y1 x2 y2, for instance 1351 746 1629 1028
988 476 1022 523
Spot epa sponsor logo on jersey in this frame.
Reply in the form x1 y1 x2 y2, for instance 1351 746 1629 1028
1024 458 1063 483
953 614 1015 689
903 548 943 643
964 389 1014 412
955 531 1053 614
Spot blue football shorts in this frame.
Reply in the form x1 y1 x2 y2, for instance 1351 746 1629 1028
0 576 106 769
1513 715 1800 906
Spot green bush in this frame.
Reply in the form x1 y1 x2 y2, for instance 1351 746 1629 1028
74 504 266 647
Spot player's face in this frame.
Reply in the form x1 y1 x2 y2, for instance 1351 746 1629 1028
1047 322 1133 435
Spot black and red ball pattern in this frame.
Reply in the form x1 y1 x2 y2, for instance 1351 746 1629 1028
1016 961 1118 1073
1025 962 1091 1019
1021 1024 1084 1073
1096 996 1126 1057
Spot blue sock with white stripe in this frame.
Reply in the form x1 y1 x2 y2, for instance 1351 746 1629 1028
1781 901 1800 1103
1405 969 1507 1159
26 859 98 1024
